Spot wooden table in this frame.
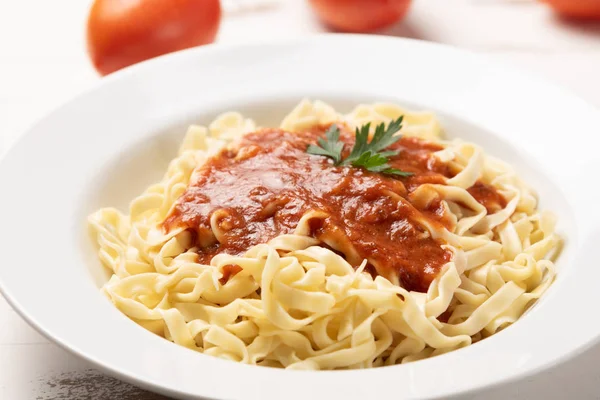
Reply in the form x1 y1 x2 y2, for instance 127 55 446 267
1 0 599 398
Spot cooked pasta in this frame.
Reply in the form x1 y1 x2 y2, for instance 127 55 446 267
88 100 560 369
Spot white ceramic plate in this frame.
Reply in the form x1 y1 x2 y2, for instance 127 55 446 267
1 35 600 400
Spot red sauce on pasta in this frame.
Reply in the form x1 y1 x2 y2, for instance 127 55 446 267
468 182 507 213
163 125 505 292
218 264 243 285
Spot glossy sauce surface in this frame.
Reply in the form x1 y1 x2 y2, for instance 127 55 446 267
163 125 505 292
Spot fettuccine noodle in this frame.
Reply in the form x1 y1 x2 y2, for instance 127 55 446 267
89 100 560 369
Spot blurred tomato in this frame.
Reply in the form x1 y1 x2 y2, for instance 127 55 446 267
87 0 221 75
542 0 600 19
308 0 411 33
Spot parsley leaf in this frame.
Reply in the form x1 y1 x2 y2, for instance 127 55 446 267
306 117 414 177
351 151 413 177
306 124 344 164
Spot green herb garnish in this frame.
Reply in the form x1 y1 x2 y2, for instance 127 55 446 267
306 124 345 165
306 117 413 177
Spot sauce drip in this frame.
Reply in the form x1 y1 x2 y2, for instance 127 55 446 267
468 182 507 213
163 125 504 292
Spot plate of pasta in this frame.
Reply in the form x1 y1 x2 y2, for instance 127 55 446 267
0 35 599 400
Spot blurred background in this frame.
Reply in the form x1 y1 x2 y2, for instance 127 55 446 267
0 0 599 398
1 0 599 156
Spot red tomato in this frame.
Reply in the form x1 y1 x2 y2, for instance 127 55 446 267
87 0 221 75
308 0 411 33
541 0 600 19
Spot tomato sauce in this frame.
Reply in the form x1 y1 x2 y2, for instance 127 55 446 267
218 264 243 285
163 125 504 292
467 182 507 213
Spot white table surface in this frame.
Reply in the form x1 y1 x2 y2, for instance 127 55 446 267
1 0 600 398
